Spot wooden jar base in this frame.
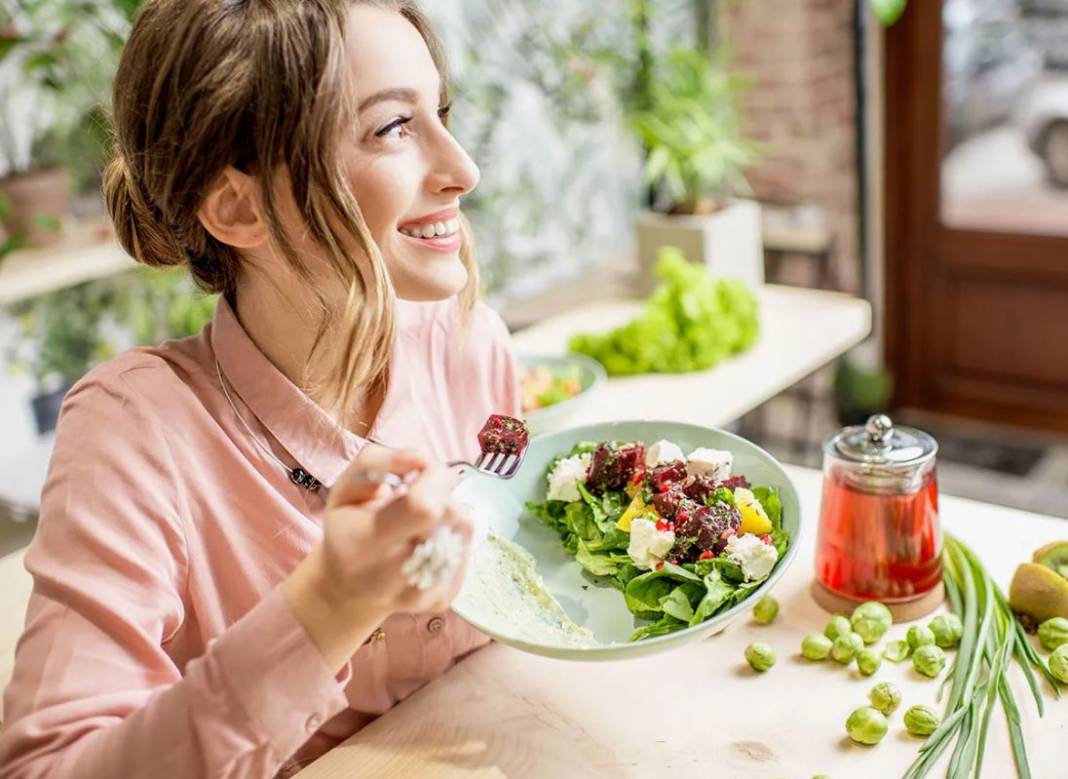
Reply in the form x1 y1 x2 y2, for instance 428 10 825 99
811 579 946 622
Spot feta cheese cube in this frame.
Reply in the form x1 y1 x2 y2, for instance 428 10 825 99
547 454 591 503
685 447 733 482
627 517 676 571
645 439 686 467
726 533 779 581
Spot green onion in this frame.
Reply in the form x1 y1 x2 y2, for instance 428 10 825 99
902 535 1057 779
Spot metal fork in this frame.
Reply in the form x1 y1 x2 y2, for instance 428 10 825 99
320 437 528 498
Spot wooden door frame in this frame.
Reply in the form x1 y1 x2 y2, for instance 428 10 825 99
883 2 1068 433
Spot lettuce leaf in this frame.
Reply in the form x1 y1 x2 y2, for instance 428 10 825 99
568 247 760 376
623 562 702 615
630 615 688 642
689 569 737 626
751 486 783 530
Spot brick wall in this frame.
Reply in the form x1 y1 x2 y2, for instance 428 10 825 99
724 0 861 293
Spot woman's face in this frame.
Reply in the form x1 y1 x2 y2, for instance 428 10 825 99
335 4 480 301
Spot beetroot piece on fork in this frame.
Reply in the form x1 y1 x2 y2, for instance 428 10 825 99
477 414 529 456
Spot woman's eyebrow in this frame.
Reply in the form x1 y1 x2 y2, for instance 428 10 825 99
358 87 419 112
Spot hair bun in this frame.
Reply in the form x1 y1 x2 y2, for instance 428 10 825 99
102 155 186 269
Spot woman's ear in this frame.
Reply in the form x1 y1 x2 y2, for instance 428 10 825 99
197 166 267 249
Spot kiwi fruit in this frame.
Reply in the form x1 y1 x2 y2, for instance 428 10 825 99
1032 541 1068 580
1008 563 1068 628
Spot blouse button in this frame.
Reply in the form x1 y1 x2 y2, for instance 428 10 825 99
305 713 322 732
363 628 386 645
427 616 446 634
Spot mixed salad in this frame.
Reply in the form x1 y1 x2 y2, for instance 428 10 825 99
527 439 790 641
521 364 583 414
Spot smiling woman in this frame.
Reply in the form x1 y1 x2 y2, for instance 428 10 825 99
0 3 519 779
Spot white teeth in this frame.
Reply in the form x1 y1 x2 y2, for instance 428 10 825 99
400 217 461 239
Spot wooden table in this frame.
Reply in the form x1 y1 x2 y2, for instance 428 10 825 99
298 465 1068 779
509 284 872 429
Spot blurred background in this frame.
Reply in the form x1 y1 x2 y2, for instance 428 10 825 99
1 0 1067 559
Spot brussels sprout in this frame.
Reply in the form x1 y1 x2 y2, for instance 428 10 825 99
883 640 911 663
929 613 964 649
802 632 833 661
1037 617 1068 652
746 642 776 672
907 625 936 650
753 595 779 625
857 648 882 677
853 617 889 645
904 704 941 736
845 706 888 745
912 644 947 678
869 681 902 715
832 632 864 664
851 601 892 644
1050 644 1068 684
852 600 893 624
825 615 852 641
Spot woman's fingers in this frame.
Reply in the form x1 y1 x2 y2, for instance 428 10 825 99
373 463 460 545
328 444 427 509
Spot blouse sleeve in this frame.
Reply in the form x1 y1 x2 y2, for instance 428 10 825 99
0 370 349 779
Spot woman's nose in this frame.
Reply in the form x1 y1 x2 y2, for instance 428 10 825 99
425 130 480 197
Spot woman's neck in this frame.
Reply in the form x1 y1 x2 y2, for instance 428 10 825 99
232 274 382 438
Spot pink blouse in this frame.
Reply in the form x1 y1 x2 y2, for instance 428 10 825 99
0 296 520 779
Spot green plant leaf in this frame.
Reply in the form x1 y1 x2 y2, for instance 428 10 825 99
0 35 25 62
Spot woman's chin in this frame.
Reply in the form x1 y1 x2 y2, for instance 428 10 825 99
391 258 469 302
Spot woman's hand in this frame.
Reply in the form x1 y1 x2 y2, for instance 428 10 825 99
283 445 474 671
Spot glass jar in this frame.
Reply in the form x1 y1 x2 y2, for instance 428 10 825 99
814 414 941 604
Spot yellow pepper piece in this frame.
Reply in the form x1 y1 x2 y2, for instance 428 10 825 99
617 493 658 531
737 495 773 535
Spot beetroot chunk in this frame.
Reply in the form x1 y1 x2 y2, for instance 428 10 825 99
648 460 688 494
670 501 742 562
719 475 750 491
477 414 529 455
683 475 717 503
651 484 686 518
587 442 645 494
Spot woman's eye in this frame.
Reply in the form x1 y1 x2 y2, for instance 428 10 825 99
438 103 452 125
375 116 413 139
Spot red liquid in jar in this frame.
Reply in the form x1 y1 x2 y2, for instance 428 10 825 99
815 467 942 602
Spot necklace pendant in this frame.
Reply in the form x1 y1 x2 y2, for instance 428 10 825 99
290 467 322 493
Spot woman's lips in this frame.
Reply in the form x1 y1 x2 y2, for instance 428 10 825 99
397 210 462 252
398 230 462 252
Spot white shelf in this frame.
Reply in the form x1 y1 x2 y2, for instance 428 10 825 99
0 221 135 307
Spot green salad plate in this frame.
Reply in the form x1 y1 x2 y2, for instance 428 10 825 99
452 420 802 661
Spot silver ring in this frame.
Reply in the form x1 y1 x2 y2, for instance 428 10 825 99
401 526 464 590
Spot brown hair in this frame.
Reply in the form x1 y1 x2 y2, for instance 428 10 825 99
103 0 478 420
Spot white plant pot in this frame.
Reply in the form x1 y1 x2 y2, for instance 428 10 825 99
635 199 764 294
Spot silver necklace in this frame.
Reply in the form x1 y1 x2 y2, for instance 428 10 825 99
214 356 323 493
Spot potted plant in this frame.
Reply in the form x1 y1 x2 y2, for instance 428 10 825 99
832 354 895 427
6 268 217 434
623 14 762 293
0 2 127 246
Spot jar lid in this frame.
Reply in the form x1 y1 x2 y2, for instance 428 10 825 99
826 414 938 469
